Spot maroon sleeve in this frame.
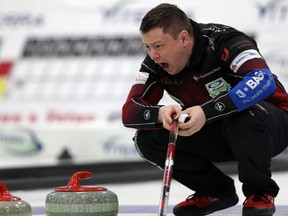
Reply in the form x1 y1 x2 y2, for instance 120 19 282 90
122 59 165 129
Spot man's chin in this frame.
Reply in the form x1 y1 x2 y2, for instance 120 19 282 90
166 69 178 75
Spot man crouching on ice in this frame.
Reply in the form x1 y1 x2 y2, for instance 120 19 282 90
122 3 288 216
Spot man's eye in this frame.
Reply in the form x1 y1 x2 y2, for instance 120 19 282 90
145 46 151 52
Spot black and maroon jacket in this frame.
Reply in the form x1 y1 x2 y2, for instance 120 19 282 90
122 20 288 129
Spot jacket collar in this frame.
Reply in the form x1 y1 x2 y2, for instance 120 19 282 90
185 19 204 69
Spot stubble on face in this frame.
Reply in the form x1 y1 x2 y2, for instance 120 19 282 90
142 28 193 75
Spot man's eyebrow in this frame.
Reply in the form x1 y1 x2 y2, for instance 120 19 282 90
144 40 162 47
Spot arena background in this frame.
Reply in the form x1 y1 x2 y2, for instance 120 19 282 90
0 0 287 189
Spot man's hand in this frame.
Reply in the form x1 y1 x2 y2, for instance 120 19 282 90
176 106 206 136
157 105 182 130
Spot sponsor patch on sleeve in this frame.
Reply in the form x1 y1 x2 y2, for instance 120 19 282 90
230 49 262 73
135 71 149 84
205 77 231 98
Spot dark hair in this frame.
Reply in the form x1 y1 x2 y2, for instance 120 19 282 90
140 3 194 39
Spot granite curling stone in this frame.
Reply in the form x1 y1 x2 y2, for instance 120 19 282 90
0 181 32 216
45 171 118 216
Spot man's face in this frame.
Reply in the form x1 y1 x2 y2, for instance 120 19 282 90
142 27 192 75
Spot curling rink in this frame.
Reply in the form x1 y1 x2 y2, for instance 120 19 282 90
11 171 288 215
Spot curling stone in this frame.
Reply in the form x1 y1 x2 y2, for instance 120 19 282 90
45 171 118 216
0 181 32 216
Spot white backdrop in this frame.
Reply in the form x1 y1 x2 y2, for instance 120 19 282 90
0 0 287 167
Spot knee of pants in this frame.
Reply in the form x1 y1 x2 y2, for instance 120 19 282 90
134 130 167 167
223 102 273 134
222 107 275 158
223 109 257 139
224 109 251 127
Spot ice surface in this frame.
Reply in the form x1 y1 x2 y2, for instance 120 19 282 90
10 171 288 215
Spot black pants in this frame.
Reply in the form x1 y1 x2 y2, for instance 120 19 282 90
134 101 288 198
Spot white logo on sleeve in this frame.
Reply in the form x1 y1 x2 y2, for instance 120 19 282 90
215 102 225 111
135 71 149 84
230 49 262 73
144 110 151 120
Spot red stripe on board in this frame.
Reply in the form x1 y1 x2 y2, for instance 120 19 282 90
0 61 13 76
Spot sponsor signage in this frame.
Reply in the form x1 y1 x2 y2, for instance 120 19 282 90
0 0 287 167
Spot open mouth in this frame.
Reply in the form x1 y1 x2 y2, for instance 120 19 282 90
159 62 169 70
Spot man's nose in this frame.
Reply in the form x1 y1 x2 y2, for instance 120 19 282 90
149 49 160 61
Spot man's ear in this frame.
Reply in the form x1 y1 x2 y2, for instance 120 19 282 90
180 30 190 45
